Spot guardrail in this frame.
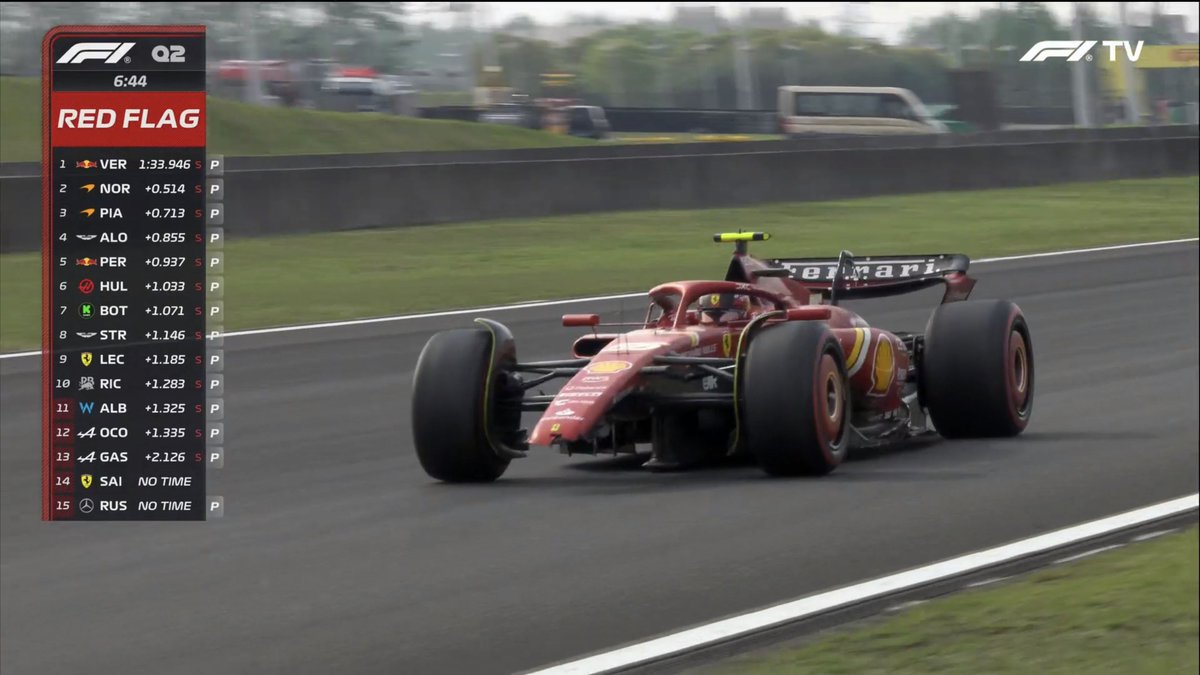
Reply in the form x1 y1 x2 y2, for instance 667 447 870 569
1 126 1196 252
2 125 1188 176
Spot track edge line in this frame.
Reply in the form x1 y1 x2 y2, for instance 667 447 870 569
523 493 1199 675
3 237 1196 360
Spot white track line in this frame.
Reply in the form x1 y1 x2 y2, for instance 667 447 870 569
964 576 1011 589
1053 544 1124 565
526 493 1198 675
1131 529 1176 542
1 350 40 360
974 237 1198 263
3 237 1196 361
885 600 927 613
0 292 645 361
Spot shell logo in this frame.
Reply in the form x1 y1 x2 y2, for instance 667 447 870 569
870 336 895 396
587 360 632 375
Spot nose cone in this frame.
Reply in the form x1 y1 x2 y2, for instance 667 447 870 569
527 331 699 446
528 358 639 445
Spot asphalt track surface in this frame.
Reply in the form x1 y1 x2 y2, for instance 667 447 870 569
1 242 1197 675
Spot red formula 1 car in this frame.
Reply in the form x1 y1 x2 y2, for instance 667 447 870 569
411 233 1033 481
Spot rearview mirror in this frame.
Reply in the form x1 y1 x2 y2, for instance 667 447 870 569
562 314 600 327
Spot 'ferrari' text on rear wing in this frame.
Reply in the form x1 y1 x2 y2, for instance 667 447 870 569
769 253 974 303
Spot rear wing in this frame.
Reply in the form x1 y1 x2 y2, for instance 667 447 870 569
768 252 975 304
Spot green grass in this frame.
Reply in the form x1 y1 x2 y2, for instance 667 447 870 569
0 76 592 162
715 526 1199 675
1 176 1196 351
611 132 786 143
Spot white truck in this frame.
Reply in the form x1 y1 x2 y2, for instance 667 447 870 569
777 86 949 137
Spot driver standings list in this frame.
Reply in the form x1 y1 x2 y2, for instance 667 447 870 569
43 27 223 521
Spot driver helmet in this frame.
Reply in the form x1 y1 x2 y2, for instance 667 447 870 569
700 293 751 322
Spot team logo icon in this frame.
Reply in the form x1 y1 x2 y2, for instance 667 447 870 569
586 361 632 375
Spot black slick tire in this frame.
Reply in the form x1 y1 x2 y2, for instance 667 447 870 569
411 329 511 482
922 300 1034 438
741 321 851 476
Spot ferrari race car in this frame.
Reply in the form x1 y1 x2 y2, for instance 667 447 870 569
411 233 1033 481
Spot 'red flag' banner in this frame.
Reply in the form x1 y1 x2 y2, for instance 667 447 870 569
50 91 206 147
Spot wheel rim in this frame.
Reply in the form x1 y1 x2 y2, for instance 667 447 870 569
1008 330 1031 419
815 353 846 447
825 375 841 421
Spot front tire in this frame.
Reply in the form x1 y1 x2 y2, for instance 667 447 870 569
411 328 512 482
922 300 1034 438
741 322 851 476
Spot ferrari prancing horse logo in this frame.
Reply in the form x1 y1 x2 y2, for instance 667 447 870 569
80 474 93 489
81 352 93 367
721 333 733 357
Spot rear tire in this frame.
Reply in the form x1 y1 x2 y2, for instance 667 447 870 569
411 329 512 482
741 322 851 476
922 300 1034 438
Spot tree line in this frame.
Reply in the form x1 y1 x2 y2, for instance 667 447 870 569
1 2 1192 111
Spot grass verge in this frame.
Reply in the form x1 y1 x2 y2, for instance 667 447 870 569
0 76 592 162
611 132 785 143
1 176 1196 351
713 526 1198 675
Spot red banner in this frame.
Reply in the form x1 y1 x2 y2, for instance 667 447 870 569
50 91 206 147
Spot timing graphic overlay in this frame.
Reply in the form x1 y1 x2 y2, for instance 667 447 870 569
43 26 224 521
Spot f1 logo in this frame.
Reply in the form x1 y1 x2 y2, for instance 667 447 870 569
1020 40 1144 63
1019 41 1096 62
57 42 135 65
